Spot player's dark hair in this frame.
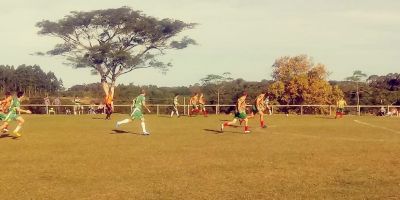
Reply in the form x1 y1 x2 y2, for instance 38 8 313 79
17 91 24 98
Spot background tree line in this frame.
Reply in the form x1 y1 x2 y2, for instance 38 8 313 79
1 61 399 107
0 64 63 96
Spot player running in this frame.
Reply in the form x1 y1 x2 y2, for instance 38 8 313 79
198 93 208 117
0 91 32 138
250 92 267 128
189 93 199 116
170 94 180 117
335 97 347 119
116 90 151 135
0 91 13 133
221 92 250 134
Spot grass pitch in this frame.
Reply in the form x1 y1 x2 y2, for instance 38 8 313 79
0 114 400 199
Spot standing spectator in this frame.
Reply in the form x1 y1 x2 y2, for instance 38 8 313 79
44 95 50 114
74 96 81 115
379 107 386 116
53 96 61 114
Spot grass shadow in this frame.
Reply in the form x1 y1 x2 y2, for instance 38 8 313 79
203 129 242 134
315 116 335 120
110 129 131 134
0 134 20 140
0 134 13 139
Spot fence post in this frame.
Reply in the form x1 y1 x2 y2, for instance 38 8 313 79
271 106 274 115
329 105 332 116
156 105 159 116
183 97 186 115
300 106 303 115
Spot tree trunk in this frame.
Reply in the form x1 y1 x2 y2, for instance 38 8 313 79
217 90 220 114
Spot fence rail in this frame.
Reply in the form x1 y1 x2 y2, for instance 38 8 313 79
18 104 400 116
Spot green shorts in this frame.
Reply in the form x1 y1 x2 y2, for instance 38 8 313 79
192 104 198 110
199 103 205 110
130 108 144 120
337 108 344 113
4 112 19 122
235 112 247 119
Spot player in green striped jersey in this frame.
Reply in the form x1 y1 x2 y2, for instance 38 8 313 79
116 90 151 135
0 91 31 137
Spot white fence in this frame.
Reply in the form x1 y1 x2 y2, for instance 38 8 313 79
20 104 400 116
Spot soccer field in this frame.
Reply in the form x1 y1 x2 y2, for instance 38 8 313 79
0 114 399 199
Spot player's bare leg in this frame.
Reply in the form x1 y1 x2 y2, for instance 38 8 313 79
259 112 266 128
243 118 250 133
12 117 25 137
221 118 237 132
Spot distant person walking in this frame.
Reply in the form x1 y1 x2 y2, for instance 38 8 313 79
170 94 180 117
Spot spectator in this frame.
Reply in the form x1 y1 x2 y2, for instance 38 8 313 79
379 107 386 116
44 95 50 114
74 96 81 115
53 96 61 114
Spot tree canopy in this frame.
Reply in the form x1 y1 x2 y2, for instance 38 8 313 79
0 65 63 96
36 7 197 92
268 55 343 107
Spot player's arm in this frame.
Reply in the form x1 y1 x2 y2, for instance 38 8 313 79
16 107 32 114
142 101 151 113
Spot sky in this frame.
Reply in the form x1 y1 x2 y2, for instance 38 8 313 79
0 0 399 88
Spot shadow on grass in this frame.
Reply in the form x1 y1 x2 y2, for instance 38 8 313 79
203 129 242 134
0 134 19 140
110 129 131 134
315 116 335 120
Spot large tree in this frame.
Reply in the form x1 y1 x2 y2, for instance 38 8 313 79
268 55 343 113
36 7 196 98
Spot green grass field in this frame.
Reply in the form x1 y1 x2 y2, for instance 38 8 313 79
0 114 400 199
